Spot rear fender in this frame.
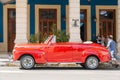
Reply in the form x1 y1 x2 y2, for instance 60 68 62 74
19 51 47 64
34 51 47 64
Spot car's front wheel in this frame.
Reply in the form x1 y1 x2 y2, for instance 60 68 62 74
20 55 35 69
85 56 99 69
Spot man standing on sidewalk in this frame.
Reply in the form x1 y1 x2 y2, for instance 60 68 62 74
106 35 119 68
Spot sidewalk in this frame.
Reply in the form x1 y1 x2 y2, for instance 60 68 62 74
0 52 19 67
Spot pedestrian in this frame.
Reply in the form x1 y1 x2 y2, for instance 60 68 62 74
96 34 102 44
101 35 105 46
96 34 105 46
106 35 119 68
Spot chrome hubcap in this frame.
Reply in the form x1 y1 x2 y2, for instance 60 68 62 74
87 57 98 69
22 57 34 68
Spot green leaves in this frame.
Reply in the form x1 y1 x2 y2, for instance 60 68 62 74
29 23 69 43
56 30 69 42
29 33 48 43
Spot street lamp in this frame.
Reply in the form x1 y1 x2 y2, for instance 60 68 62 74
0 0 15 4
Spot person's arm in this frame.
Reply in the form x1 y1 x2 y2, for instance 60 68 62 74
106 41 110 49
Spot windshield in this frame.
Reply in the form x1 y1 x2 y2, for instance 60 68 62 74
44 36 50 44
44 35 54 44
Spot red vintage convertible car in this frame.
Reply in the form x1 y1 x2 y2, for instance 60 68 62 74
13 35 111 69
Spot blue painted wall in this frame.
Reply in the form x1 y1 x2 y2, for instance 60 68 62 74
0 3 3 42
28 0 68 35
29 0 118 40
0 0 118 42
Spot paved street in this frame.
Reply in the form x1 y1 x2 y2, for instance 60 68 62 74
0 67 120 80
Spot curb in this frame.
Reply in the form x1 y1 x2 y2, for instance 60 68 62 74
0 59 20 67
0 62 20 67
6 61 20 67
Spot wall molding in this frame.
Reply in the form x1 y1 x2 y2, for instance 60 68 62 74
35 5 61 34
96 5 118 41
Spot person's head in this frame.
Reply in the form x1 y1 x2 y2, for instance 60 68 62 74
108 35 113 39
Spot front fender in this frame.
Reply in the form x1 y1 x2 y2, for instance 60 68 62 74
81 49 110 63
81 50 100 63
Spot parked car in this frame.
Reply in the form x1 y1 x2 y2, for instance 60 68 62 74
13 35 111 69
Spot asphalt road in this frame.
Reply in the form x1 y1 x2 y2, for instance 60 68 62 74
0 67 120 80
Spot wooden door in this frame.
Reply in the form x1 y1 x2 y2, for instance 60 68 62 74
99 9 116 40
8 9 16 52
100 20 114 36
80 9 87 41
39 9 57 42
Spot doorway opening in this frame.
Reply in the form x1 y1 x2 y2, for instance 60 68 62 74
7 8 16 52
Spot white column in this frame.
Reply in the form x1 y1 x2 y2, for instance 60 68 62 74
69 0 82 43
15 0 28 44
118 0 120 53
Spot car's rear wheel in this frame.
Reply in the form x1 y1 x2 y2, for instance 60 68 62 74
85 56 99 69
20 55 35 69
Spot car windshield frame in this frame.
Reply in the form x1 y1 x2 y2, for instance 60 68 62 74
44 35 54 44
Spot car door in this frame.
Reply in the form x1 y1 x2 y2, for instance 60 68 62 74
46 43 73 62
72 44 84 62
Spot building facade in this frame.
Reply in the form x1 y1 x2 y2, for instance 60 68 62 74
0 0 119 52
